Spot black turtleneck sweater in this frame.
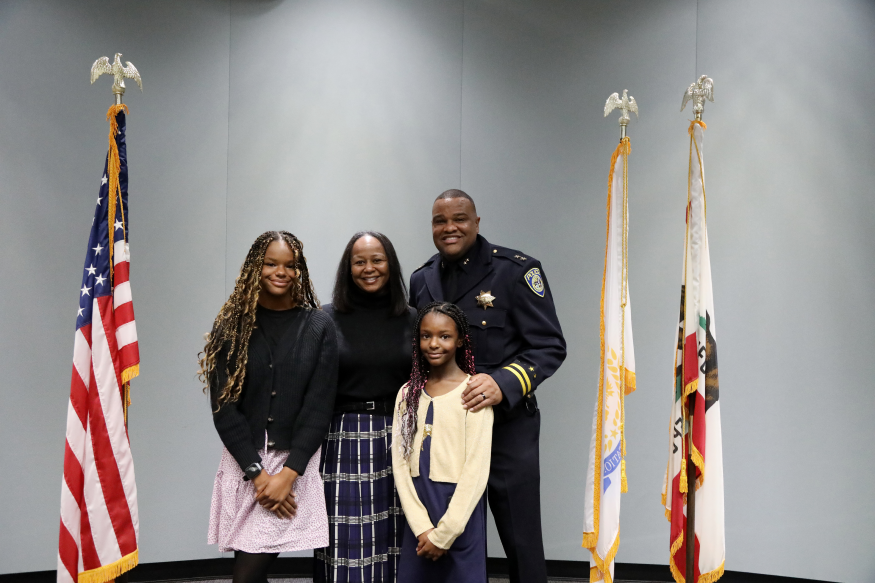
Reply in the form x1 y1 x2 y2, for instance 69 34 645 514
323 286 417 406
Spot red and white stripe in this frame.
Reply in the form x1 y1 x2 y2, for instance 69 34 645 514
58 245 139 583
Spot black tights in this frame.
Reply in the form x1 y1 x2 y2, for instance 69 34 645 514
233 550 279 583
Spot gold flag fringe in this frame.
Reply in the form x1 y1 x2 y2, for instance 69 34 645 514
683 378 698 399
698 561 725 583
617 137 631 497
589 529 621 583
669 545 725 583
624 370 636 395
691 444 706 488
583 139 622 551
77 548 138 583
668 530 685 583
121 364 139 384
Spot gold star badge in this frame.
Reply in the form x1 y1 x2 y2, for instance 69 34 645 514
475 290 496 310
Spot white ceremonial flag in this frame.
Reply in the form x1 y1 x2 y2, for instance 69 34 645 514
583 137 636 583
662 120 725 583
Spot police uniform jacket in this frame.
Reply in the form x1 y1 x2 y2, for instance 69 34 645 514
409 235 566 419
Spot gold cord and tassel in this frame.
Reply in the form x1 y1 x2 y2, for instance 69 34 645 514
104 104 128 281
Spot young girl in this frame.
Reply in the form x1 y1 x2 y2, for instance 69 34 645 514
200 231 338 583
392 302 493 583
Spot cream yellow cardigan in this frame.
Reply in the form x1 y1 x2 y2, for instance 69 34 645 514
391 377 493 550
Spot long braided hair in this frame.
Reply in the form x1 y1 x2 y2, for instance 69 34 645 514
397 302 476 460
199 231 319 410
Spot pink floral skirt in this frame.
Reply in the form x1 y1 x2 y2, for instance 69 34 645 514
208 440 328 553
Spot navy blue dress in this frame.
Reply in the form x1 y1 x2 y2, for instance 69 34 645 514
396 399 488 583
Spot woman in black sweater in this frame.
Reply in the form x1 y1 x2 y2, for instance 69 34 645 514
201 231 338 583
315 231 417 583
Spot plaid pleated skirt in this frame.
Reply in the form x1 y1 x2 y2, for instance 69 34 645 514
315 412 403 583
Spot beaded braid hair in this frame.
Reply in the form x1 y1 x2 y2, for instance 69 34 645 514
397 302 477 460
198 231 319 410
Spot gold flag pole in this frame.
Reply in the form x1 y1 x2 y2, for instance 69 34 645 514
680 74 714 583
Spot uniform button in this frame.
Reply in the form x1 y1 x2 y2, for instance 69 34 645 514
267 441 275 448
482 320 487 326
271 391 277 397
267 417 274 422
493 249 497 253
269 364 272 369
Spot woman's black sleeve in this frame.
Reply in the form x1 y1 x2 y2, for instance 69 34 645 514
210 344 262 472
284 314 339 474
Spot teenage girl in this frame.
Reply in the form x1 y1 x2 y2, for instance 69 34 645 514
200 231 338 583
392 302 493 583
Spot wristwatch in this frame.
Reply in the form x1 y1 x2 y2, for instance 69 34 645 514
243 462 264 481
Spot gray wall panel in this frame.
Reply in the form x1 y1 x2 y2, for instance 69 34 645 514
693 2 875 580
225 0 464 309
0 0 230 572
460 0 698 566
1 1 872 580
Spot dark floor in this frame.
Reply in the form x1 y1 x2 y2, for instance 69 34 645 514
176 579 664 583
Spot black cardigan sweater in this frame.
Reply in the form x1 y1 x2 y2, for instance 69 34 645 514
210 307 338 475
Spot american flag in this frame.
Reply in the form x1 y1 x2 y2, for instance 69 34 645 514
58 108 140 583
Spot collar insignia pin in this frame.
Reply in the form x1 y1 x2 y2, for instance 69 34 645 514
475 290 496 310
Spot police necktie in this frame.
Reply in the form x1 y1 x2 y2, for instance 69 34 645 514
443 261 459 301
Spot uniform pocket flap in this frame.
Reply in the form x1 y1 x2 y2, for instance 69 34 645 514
466 308 507 329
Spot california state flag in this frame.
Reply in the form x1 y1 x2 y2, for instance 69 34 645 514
662 121 725 583
583 137 636 583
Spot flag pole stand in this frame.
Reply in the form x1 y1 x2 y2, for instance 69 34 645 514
685 394 696 583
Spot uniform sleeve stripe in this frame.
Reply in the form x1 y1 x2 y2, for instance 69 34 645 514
508 363 532 394
503 366 528 396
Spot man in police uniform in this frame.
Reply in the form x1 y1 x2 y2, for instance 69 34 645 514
409 189 566 583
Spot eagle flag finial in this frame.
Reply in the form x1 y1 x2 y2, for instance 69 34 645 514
681 75 714 120
604 89 639 140
91 52 143 104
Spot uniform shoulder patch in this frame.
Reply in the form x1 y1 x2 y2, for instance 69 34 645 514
524 267 546 297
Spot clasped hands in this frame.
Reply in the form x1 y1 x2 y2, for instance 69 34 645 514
252 466 298 519
416 528 447 561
